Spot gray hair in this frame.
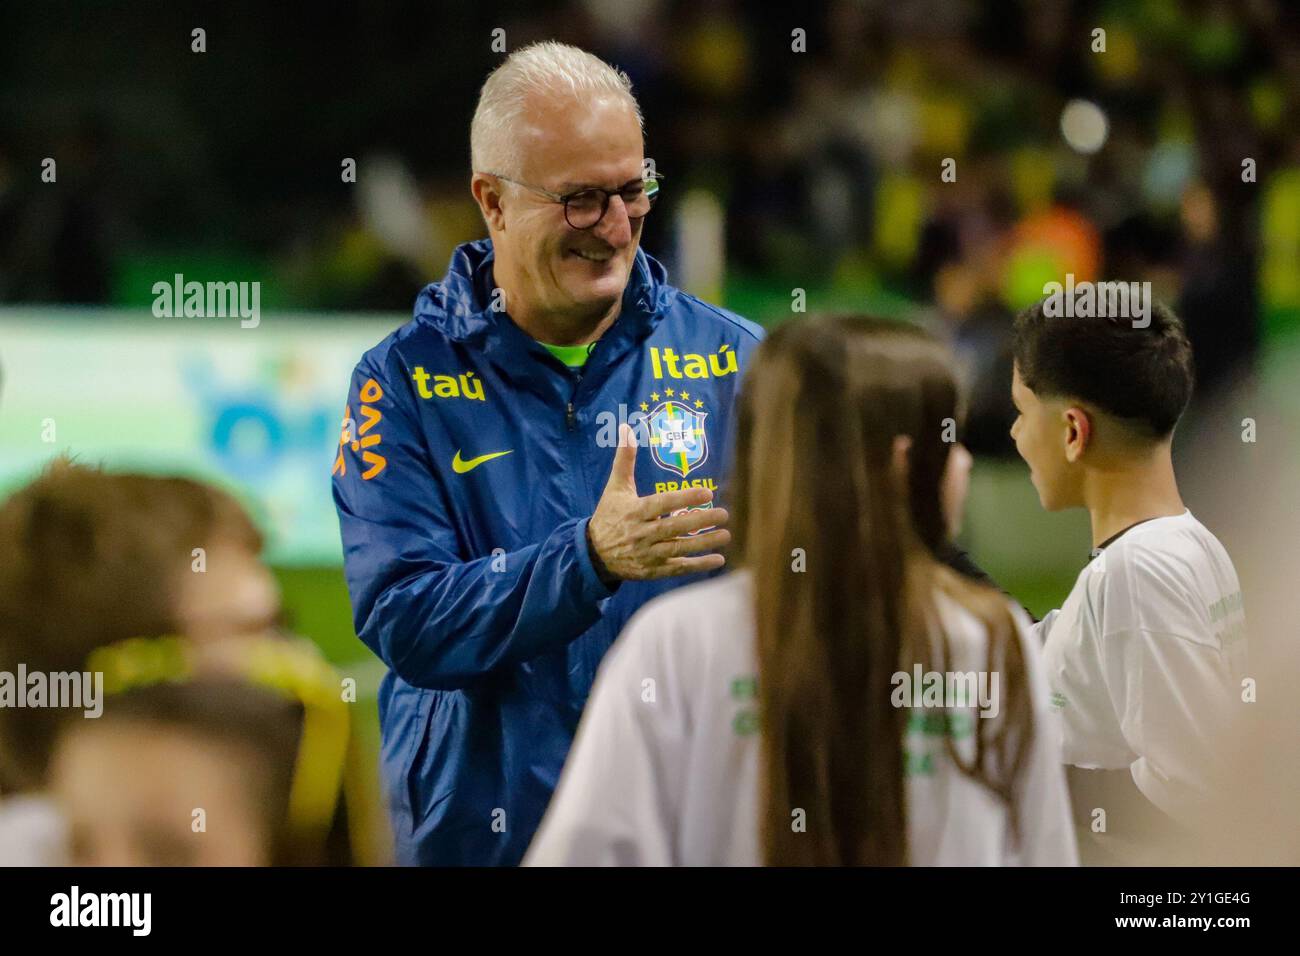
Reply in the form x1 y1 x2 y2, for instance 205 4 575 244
470 41 643 178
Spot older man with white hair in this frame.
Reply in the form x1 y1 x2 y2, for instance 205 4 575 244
332 42 763 865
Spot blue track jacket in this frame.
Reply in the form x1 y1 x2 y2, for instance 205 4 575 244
332 239 763 865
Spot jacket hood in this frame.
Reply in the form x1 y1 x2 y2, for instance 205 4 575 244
413 238 671 343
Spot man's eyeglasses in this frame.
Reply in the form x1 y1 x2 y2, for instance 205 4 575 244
484 172 662 230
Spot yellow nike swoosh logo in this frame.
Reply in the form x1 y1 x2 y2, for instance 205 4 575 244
452 449 513 474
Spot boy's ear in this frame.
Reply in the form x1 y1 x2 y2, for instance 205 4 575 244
1062 405 1092 463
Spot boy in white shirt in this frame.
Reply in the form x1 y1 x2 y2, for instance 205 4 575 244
1009 298 1247 857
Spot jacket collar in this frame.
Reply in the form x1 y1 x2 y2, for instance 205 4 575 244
415 239 669 392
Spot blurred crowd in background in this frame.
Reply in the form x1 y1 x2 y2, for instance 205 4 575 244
3 0 1299 457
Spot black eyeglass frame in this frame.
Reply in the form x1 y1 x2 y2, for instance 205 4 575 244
483 171 663 229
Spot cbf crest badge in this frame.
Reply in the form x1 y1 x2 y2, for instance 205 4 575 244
646 398 709 477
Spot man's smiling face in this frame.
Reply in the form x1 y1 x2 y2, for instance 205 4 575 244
492 93 645 323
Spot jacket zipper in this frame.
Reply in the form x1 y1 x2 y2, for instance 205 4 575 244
566 367 590 683
566 368 583 432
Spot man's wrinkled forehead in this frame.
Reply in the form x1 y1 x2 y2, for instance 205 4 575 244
516 92 643 184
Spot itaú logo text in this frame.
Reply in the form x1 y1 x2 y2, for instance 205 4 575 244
411 368 485 401
648 344 738 380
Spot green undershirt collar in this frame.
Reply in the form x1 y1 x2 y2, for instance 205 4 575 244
541 341 595 368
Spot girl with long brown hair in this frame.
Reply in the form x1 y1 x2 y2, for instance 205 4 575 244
526 316 1076 865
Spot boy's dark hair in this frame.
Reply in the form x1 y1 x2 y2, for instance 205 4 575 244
1013 297 1195 439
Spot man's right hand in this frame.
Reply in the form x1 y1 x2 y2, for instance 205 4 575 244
586 424 731 583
